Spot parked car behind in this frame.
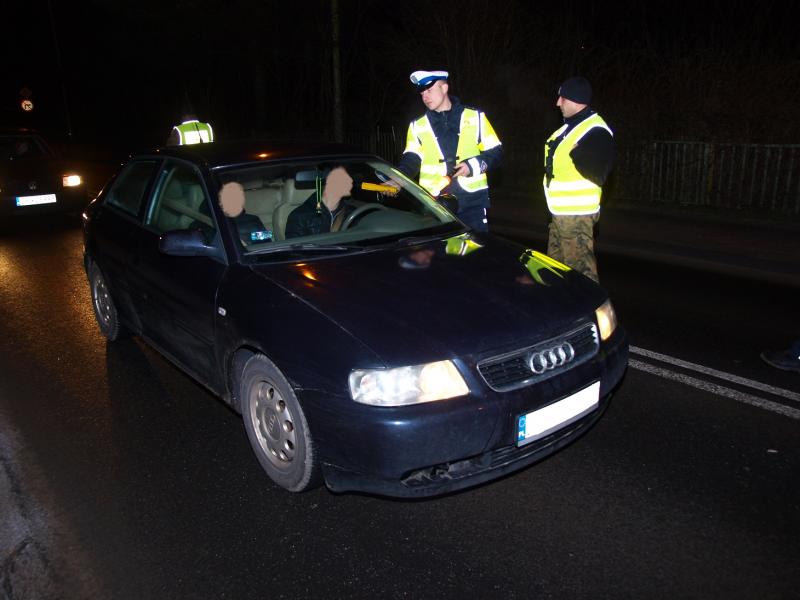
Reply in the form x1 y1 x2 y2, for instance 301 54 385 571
0 128 92 218
82 140 628 497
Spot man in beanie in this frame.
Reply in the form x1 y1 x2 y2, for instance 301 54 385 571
543 76 614 282
396 70 503 232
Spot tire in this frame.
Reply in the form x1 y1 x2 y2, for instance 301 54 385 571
89 262 124 341
240 354 321 492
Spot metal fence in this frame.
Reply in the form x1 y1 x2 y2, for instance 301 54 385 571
339 132 800 216
614 141 800 215
342 129 402 163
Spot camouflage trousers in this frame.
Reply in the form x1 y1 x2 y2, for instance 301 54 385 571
547 212 600 282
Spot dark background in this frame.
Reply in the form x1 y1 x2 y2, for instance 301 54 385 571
4 0 799 159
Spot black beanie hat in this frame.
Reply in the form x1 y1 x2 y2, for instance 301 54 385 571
558 76 592 104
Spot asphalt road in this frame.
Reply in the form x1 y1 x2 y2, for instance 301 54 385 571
1 217 798 600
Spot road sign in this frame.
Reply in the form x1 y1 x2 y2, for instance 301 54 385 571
20 99 34 112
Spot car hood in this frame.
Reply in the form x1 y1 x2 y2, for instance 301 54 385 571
252 234 608 366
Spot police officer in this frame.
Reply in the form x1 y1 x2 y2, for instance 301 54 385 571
397 70 502 232
166 113 214 146
543 76 613 282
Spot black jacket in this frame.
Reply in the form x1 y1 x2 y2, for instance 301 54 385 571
284 193 351 239
233 210 268 244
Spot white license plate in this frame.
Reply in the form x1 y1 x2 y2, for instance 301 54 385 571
16 194 57 207
517 381 600 446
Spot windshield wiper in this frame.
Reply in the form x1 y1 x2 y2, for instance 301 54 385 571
395 229 464 247
250 242 366 256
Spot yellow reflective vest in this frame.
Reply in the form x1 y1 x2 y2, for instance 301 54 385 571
543 113 612 215
404 108 501 196
174 120 214 145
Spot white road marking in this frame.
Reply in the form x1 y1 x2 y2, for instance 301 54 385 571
630 345 800 403
629 359 800 420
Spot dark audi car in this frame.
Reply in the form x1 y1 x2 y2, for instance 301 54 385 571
82 140 628 497
1 129 89 217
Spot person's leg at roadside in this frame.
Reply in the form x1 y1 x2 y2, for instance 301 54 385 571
457 205 488 232
550 214 598 282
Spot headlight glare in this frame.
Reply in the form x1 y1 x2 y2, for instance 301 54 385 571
349 360 468 406
62 174 82 187
595 299 618 341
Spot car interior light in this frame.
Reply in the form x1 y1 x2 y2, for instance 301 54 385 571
62 174 83 187
595 299 618 341
350 360 468 406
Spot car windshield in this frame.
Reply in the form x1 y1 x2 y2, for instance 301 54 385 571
215 158 463 254
0 135 48 161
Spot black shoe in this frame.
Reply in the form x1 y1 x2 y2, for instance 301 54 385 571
760 349 800 373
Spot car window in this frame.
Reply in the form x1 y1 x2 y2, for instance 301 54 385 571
146 162 217 242
105 160 158 217
215 158 459 254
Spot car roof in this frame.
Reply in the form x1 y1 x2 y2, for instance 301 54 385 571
150 139 379 170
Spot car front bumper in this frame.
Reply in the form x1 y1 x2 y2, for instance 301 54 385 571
307 327 629 498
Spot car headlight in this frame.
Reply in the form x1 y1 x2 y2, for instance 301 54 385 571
62 174 83 187
349 360 469 406
595 299 618 342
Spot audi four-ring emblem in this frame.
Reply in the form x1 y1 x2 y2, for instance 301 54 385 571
527 342 575 374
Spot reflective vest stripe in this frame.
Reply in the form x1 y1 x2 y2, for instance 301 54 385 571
544 192 604 215
547 179 601 192
543 113 611 215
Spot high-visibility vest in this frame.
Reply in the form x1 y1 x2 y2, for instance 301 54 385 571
174 120 214 145
543 113 612 215
404 108 501 196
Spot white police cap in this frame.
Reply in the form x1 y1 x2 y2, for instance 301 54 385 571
410 70 449 91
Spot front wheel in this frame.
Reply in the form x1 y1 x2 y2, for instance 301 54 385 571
240 354 321 492
89 262 125 341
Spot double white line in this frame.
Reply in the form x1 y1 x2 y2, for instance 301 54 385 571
629 346 800 420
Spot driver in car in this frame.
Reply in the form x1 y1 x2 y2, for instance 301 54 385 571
285 166 354 238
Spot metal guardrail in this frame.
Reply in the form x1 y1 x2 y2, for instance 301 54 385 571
614 142 800 215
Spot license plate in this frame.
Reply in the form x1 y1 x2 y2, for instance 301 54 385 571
16 194 57 207
517 381 600 446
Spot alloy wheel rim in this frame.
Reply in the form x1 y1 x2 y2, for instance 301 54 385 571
253 380 297 468
93 275 112 326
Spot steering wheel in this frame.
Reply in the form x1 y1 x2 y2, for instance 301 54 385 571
340 203 388 230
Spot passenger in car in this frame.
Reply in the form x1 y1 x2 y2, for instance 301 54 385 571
218 181 271 245
284 166 354 239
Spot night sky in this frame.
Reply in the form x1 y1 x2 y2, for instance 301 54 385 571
4 0 799 155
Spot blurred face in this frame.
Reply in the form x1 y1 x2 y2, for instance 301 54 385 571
219 182 245 217
420 81 451 112
322 167 353 210
557 96 585 118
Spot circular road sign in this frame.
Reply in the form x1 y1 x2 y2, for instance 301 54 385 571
21 99 34 112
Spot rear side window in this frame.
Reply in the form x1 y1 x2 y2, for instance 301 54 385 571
105 160 157 217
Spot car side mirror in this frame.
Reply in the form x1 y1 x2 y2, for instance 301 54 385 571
159 229 217 257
